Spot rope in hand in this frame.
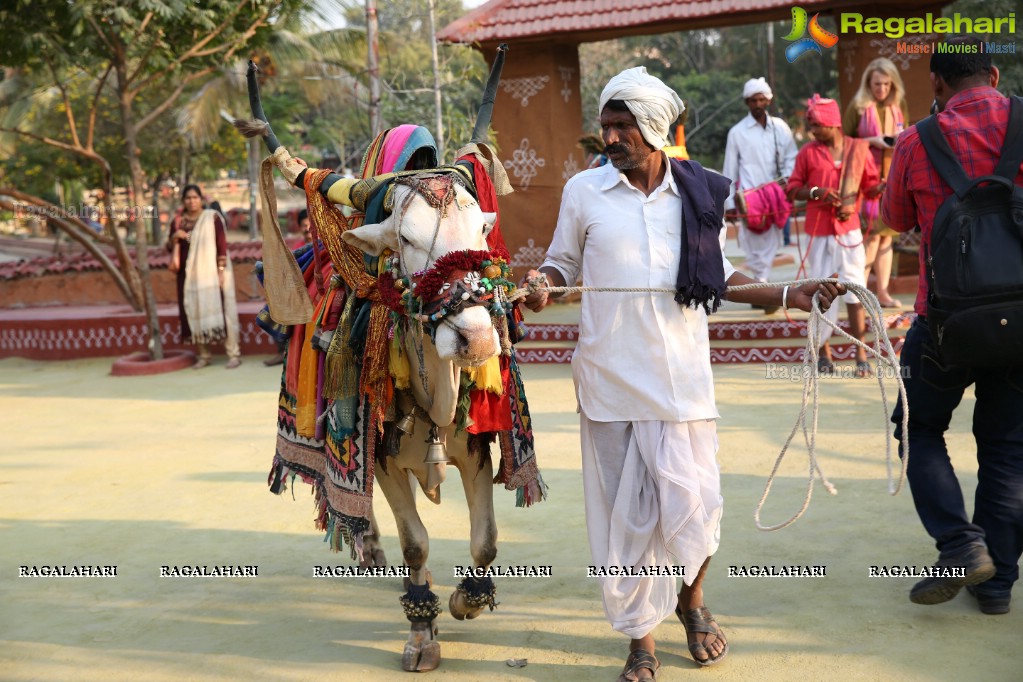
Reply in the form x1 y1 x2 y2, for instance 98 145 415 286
508 277 910 532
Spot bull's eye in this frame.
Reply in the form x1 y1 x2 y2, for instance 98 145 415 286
399 234 411 246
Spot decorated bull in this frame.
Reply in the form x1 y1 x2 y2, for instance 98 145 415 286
238 48 547 672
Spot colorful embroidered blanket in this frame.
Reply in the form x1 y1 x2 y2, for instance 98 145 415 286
260 126 546 559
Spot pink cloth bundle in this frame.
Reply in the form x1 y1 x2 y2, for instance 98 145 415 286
743 182 791 233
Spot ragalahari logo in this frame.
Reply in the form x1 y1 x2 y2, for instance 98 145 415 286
783 7 840 62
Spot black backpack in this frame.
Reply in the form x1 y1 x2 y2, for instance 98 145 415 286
915 96 1023 368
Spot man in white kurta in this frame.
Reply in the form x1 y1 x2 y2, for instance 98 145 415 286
546 145 733 638
523 68 842 679
722 78 797 288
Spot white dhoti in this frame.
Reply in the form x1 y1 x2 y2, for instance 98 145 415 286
738 223 780 282
580 414 723 640
804 231 867 329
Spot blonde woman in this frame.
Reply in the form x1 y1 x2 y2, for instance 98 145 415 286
844 57 909 308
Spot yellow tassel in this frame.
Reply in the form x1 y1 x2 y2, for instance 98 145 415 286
468 356 503 395
390 334 410 390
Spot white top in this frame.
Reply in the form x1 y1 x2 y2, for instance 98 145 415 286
542 157 736 423
721 113 798 210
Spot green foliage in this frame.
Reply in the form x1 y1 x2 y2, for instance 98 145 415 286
322 0 486 162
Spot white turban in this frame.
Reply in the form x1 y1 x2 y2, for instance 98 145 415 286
742 77 773 100
598 67 684 150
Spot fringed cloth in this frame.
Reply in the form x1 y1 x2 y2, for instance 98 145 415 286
183 209 238 344
260 128 546 560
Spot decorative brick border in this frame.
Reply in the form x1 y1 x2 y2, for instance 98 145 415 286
1 309 911 364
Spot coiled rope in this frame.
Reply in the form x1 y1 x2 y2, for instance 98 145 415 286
508 278 909 531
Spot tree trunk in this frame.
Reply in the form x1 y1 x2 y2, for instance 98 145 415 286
427 0 444 161
101 161 145 311
366 0 382 138
115 57 165 361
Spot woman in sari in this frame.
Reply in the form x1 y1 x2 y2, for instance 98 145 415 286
166 184 241 369
844 57 909 308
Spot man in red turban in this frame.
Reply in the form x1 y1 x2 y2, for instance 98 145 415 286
787 94 883 376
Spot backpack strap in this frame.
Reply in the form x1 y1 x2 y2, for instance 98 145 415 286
916 114 972 198
994 95 1023 180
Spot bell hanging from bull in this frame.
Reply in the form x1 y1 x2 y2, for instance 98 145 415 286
423 426 448 464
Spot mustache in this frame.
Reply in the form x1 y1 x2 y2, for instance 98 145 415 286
605 143 627 155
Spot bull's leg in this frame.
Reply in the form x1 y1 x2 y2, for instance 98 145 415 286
359 509 387 569
449 454 498 621
376 465 441 672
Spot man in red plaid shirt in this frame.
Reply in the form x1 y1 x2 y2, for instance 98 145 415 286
882 35 1023 616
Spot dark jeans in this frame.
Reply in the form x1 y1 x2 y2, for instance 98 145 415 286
893 317 1023 597
782 217 791 246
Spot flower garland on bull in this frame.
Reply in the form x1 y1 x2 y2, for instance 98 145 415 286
266 129 546 561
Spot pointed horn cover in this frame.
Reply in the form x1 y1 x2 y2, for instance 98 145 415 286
237 60 282 153
470 44 508 145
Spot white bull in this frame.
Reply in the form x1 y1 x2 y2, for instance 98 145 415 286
341 177 505 672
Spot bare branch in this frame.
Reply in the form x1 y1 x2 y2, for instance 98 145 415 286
134 66 216 132
136 11 153 38
0 126 87 156
86 14 117 56
43 54 82 148
0 193 137 308
86 63 113 151
126 41 159 86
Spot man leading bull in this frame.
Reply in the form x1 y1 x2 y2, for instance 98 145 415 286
523 68 843 680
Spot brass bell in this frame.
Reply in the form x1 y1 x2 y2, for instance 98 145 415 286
395 411 416 435
423 426 449 464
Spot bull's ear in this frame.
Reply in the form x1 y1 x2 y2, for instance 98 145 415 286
482 212 497 238
341 216 397 255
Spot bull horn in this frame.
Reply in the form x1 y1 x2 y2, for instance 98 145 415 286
233 60 282 153
469 43 508 144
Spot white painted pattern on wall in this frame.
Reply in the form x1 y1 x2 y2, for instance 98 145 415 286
503 138 546 189
501 76 550 106
557 67 575 103
508 238 548 272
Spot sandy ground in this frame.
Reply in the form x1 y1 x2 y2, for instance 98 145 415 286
0 355 1018 682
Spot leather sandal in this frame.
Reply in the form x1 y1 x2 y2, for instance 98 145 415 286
817 356 835 375
616 648 659 682
192 358 210 370
677 605 729 667
855 360 874 378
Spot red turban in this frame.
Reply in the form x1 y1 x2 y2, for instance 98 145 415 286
806 94 842 127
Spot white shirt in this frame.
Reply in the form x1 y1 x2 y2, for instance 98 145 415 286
542 157 736 423
721 113 798 210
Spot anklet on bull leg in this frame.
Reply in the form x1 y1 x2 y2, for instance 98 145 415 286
400 583 442 623
456 575 499 611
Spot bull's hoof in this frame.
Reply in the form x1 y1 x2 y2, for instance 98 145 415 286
448 588 484 621
402 568 432 592
401 622 440 672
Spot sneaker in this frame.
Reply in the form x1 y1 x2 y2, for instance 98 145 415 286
910 543 996 605
966 585 1011 615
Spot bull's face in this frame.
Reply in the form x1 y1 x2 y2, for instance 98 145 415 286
341 182 501 367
